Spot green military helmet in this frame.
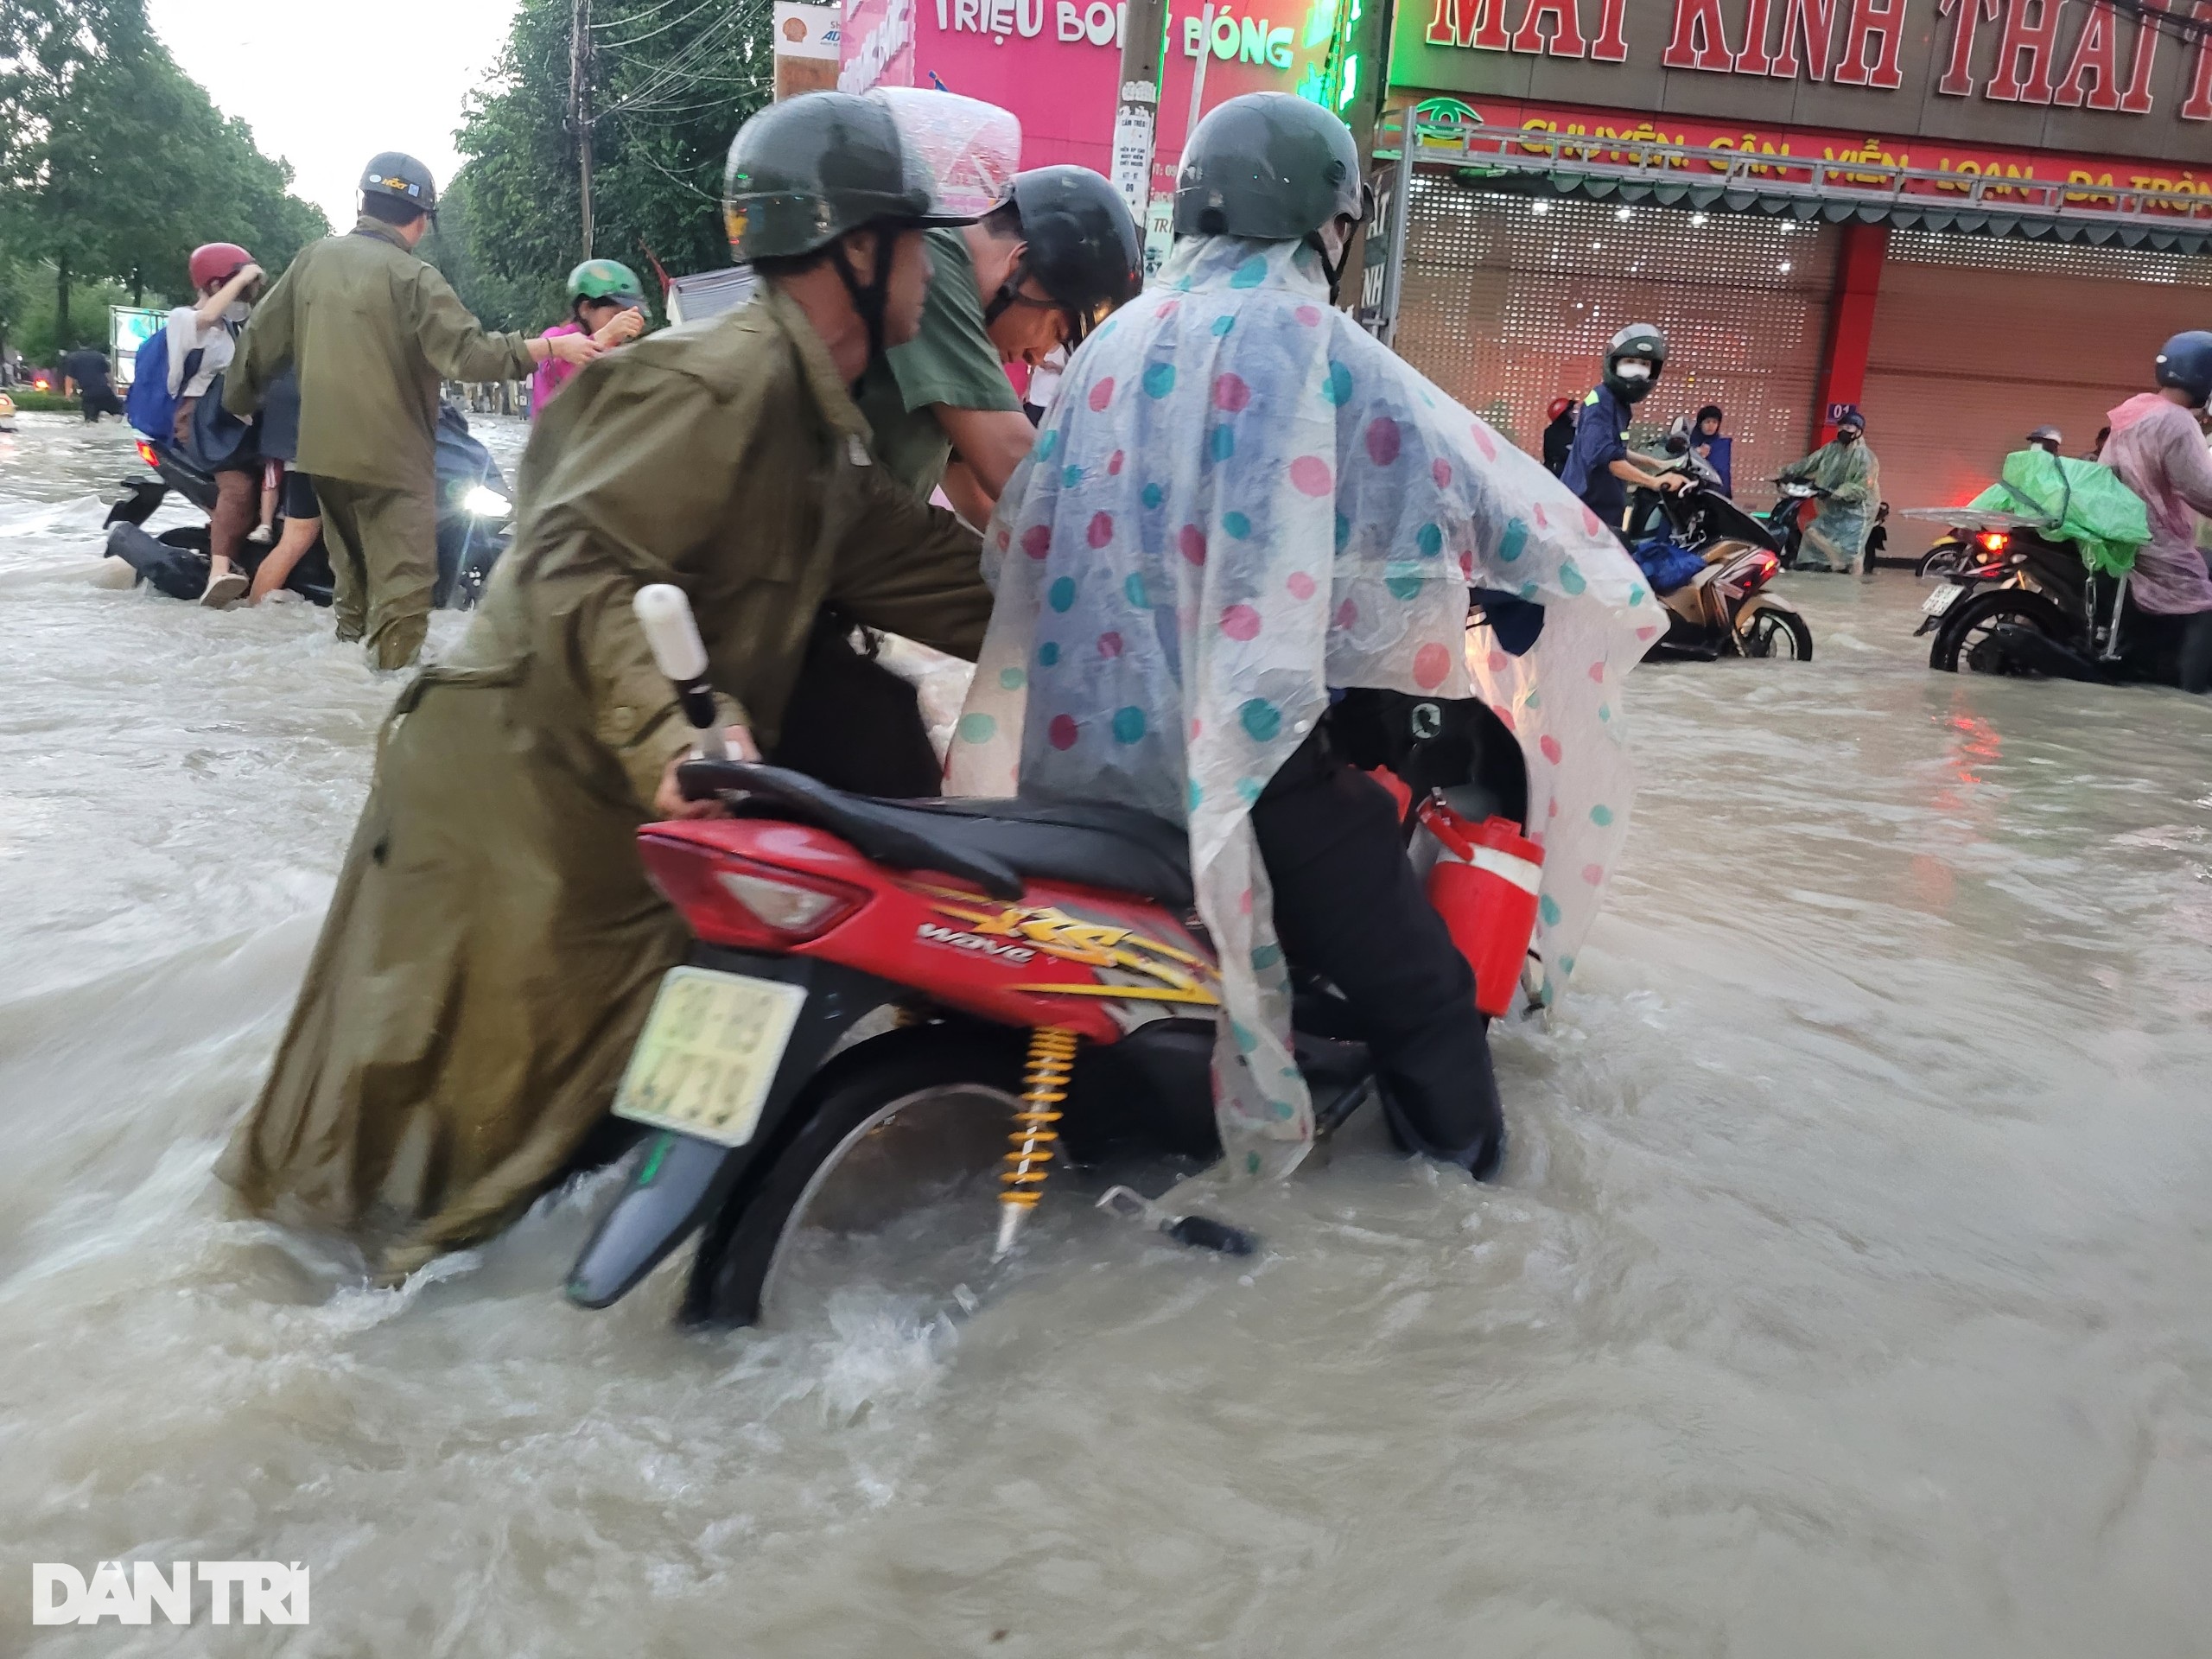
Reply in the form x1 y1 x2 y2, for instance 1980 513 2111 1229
1173 92 1364 241
360 152 437 213
567 258 645 307
723 92 973 261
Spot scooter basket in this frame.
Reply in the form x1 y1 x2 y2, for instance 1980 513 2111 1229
1417 798 1543 1018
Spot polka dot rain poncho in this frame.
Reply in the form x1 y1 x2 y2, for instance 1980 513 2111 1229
948 235 1657 1175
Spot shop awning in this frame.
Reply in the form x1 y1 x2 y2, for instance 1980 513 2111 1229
1372 111 2212 258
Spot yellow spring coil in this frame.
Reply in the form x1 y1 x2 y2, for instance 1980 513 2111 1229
1001 1026 1079 1211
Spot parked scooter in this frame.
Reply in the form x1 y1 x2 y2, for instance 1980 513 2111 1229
566 588 1544 1330
1624 464 1813 661
99 404 512 607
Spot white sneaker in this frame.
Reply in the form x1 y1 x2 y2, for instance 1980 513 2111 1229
202 569 249 608
246 524 276 546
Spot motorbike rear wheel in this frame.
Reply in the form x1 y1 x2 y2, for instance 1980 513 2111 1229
1917 544 1967 579
1929 588 2075 674
683 1026 1026 1329
1738 605 1813 660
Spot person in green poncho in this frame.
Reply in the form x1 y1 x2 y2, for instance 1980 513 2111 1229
1779 405 1880 574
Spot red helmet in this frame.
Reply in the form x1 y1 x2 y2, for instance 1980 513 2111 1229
1547 396 1575 422
188 242 254 292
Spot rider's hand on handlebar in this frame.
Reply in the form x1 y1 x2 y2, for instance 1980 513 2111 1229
653 726 759 819
1654 473 1693 493
546 332 604 368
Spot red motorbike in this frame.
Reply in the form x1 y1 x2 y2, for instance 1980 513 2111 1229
567 590 1541 1328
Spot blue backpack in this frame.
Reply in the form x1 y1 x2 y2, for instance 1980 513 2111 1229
124 327 200 442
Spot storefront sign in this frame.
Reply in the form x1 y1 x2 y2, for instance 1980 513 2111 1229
852 0 1362 180
775 2 842 99
1406 92 2212 212
1392 0 2210 165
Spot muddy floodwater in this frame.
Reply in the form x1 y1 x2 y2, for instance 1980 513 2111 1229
3 410 2209 1657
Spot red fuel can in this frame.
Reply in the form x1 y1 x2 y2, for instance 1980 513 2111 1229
1418 798 1545 1018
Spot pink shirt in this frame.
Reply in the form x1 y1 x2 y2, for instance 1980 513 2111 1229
529 322 585 420
2102 392 2212 615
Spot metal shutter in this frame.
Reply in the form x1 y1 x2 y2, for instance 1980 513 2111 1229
1865 233 2212 516
1392 181 1839 499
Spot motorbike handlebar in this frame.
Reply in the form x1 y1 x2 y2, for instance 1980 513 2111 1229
634 583 728 762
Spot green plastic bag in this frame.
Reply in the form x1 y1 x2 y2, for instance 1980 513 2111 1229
1967 449 2150 576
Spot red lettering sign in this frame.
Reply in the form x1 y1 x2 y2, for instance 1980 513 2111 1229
1427 0 1510 50
1512 0 1588 56
2055 0 2120 109
2186 2 2212 120
2118 10 2162 113
1588 0 1630 60
1770 0 1840 78
1832 0 1909 88
1936 0 1999 95
1734 0 1775 73
1986 0 2064 102
1663 0 1736 69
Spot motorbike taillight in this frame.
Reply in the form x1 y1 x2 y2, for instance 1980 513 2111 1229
134 439 160 470
1975 531 2011 554
638 836 868 949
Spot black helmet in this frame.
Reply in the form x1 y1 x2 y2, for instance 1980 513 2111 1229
723 92 969 262
1603 322 1667 404
360 152 436 216
982 166 1141 350
2154 330 2212 409
1173 93 1366 300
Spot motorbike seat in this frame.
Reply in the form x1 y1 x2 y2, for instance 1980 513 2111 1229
686 761 1193 907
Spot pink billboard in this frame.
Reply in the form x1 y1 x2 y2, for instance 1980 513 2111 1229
842 0 1362 196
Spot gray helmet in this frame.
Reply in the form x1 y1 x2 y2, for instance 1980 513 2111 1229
1173 92 1364 243
2027 424 2063 450
1603 322 1668 404
723 92 970 262
984 166 1143 348
360 152 436 215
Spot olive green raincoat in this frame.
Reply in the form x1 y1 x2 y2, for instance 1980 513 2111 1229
217 287 992 1281
226 218 537 490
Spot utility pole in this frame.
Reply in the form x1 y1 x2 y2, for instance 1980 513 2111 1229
1111 0 1169 264
569 0 596 257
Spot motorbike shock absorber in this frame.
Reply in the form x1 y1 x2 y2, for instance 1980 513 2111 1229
996 1026 1078 1258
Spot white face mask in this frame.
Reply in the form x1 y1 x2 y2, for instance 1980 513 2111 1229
223 300 251 324
1613 359 1653 382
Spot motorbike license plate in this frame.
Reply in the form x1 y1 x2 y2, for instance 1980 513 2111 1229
611 966 809 1147
1921 583 1965 617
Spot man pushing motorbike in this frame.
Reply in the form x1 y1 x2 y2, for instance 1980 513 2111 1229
219 95 996 1282
947 94 1653 1180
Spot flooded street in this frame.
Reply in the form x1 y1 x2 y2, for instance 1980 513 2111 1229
4 410 2209 1656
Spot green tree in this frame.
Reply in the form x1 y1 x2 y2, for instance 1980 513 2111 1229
451 0 772 319
0 0 327 351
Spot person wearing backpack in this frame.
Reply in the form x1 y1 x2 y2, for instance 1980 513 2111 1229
161 244 267 606
225 153 601 669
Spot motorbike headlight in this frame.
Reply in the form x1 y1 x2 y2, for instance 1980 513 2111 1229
462 485 512 518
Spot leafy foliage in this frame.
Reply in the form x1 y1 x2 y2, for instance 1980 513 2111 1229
448 0 773 327
0 0 327 354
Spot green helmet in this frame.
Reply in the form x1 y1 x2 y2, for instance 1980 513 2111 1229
568 258 645 307
723 92 970 262
1603 322 1668 404
1173 93 1364 242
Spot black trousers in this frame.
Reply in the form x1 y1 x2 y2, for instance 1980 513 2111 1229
1252 735 1504 1177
